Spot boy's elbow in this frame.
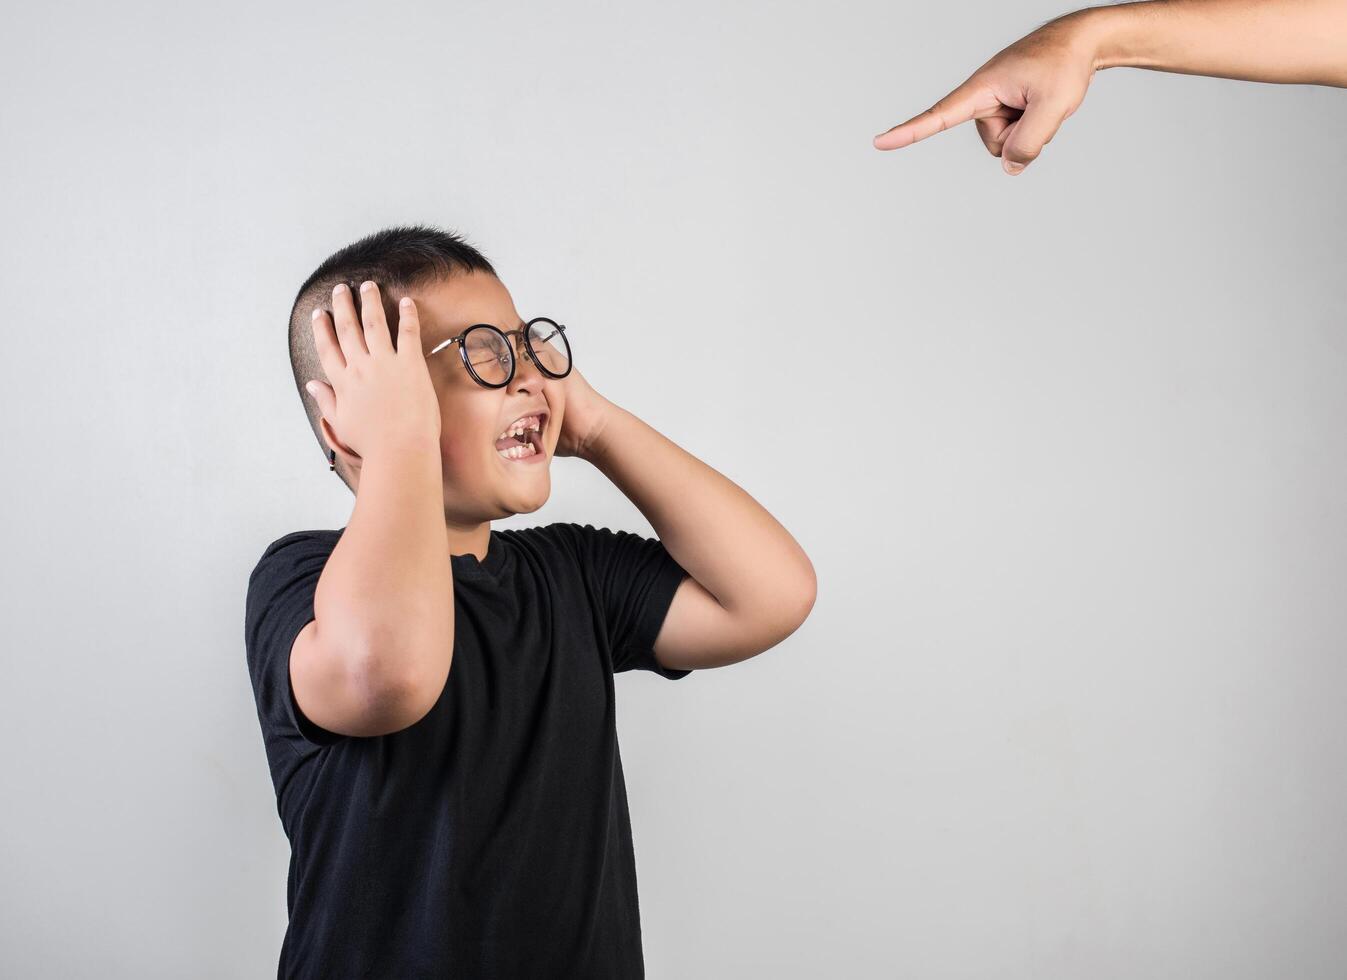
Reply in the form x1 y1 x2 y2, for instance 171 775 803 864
350 646 452 735
786 563 817 627
782 586 816 640
755 575 816 653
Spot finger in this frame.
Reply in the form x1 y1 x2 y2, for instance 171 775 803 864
999 96 1072 174
357 280 395 355
310 307 347 375
873 80 990 150
304 379 335 420
331 282 370 360
395 295 423 358
974 115 1015 157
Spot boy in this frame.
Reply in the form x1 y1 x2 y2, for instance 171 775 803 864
245 224 816 978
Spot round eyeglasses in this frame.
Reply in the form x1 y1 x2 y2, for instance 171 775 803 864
427 317 572 389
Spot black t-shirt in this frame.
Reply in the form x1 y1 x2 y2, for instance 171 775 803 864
243 521 692 979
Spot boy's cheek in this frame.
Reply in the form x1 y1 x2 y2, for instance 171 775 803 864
438 431 495 486
439 432 472 469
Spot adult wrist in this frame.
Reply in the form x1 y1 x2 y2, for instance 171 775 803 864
1076 2 1161 72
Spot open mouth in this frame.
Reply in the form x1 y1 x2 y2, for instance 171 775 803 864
494 411 547 463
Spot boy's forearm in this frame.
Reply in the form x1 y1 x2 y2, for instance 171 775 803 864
583 406 815 617
315 444 454 694
1077 0 1347 86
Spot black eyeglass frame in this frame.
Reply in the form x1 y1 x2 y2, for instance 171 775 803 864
427 317 572 389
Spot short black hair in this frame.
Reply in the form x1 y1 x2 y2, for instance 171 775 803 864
287 224 497 490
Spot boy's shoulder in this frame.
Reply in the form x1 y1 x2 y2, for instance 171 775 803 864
496 520 584 558
245 522 657 584
500 520 596 540
501 521 633 540
499 521 670 575
499 521 637 554
248 527 343 583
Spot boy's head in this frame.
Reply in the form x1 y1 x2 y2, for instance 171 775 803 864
288 224 566 524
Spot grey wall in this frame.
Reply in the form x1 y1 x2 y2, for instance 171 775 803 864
2 1 1345 977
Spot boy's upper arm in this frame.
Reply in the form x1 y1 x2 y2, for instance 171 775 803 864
555 522 698 680
558 523 793 673
245 530 431 746
648 573 743 672
245 532 344 747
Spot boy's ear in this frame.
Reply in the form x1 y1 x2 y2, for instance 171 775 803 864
318 415 360 469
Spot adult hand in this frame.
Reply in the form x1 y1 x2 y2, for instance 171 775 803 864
873 12 1099 175
872 0 1347 176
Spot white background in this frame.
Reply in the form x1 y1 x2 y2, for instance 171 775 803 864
3 1 1346 976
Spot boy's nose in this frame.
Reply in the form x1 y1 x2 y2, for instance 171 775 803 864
512 336 544 380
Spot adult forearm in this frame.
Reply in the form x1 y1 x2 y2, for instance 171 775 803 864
1078 0 1347 86
583 406 814 616
316 443 454 695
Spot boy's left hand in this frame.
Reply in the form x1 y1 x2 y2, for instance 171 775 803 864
552 365 616 461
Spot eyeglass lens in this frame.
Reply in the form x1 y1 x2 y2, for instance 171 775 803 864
463 321 570 386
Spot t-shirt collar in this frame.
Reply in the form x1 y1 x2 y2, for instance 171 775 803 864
450 530 507 581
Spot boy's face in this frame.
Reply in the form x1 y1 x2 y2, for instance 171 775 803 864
403 270 564 522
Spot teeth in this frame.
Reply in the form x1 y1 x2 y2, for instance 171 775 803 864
497 442 538 460
497 415 542 441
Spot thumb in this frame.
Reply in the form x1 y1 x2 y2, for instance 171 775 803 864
998 95 1072 174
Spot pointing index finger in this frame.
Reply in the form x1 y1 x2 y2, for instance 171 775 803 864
873 81 984 150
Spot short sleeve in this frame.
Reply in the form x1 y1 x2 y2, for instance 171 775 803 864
244 529 346 748
560 523 694 680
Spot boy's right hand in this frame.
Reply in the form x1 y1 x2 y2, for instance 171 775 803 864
305 281 442 463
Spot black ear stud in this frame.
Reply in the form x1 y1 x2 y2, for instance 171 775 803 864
329 449 336 472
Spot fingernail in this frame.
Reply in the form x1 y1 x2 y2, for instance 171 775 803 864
305 382 316 395
311 308 322 321
333 283 345 295
1005 161 1025 175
